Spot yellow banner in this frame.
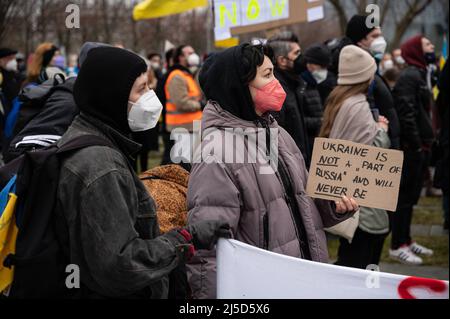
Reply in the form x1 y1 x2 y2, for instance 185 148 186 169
133 0 208 20
215 37 239 48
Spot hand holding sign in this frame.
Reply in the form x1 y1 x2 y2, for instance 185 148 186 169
334 195 359 214
306 138 404 211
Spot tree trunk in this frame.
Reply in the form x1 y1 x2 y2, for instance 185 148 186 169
327 0 348 36
391 0 432 49
101 0 111 44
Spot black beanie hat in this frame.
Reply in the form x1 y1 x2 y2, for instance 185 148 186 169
73 47 148 134
304 44 331 67
0 48 18 59
346 15 375 44
42 45 58 67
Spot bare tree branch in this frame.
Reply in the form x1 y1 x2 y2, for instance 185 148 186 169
391 0 433 48
327 0 348 35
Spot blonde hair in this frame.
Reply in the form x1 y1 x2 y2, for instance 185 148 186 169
319 81 371 138
23 42 55 86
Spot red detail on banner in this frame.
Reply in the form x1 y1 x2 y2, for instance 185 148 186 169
398 277 447 299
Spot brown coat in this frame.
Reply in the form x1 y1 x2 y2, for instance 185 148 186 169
140 165 189 234
187 102 354 299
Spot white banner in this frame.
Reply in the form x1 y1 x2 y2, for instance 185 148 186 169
217 239 449 299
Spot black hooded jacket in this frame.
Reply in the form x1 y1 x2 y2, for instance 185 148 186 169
393 35 435 152
368 73 401 149
274 68 311 166
56 47 192 298
393 65 434 151
301 71 325 157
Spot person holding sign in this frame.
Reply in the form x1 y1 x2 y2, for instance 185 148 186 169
186 43 359 299
319 45 391 269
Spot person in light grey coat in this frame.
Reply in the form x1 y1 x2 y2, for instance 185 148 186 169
186 43 359 299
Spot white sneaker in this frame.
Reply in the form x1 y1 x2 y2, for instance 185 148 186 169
409 242 434 256
389 246 423 265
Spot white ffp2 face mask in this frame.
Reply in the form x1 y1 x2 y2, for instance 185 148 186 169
370 36 387 57
128 90 163 132
312 69 328 84
395 56 405 65
5 59 18 72
187 53 200 67
383 60 394 71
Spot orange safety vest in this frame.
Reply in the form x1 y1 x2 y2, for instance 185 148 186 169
165 69 202 126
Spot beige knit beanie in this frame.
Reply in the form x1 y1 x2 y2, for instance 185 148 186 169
338 45 377 85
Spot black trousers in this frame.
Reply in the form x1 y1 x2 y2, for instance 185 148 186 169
133 150 149 173
161 131 173 166
391 150 428 249
335 228 387 269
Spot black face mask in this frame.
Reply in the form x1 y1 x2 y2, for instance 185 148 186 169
285 54 304 74
424 52 437 65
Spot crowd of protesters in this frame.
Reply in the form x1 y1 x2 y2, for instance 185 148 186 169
0 13 448 299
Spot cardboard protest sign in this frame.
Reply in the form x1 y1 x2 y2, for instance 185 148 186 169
306 138 404 211
213 0 324 41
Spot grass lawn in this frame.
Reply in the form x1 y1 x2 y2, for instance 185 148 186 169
413 196 445 225
328 196 449 267
148 150 164 171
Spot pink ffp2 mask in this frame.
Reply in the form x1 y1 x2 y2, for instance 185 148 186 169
252 79 287 114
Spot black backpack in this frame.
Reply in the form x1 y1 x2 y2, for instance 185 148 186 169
0 134 113 298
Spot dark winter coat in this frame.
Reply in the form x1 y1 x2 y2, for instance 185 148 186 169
273 68 311 166
368 74 401 149
301 71 325 154
393 66 434 151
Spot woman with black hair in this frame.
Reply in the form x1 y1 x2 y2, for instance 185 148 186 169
186 43 359 299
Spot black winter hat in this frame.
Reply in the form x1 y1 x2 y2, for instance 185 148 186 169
0 48 18 59
73 47 148 134
303 44 331 67
345 15 375 44
42 45 58 67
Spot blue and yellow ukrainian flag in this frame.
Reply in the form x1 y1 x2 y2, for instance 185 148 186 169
434 34 448 100
0 176 18 294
